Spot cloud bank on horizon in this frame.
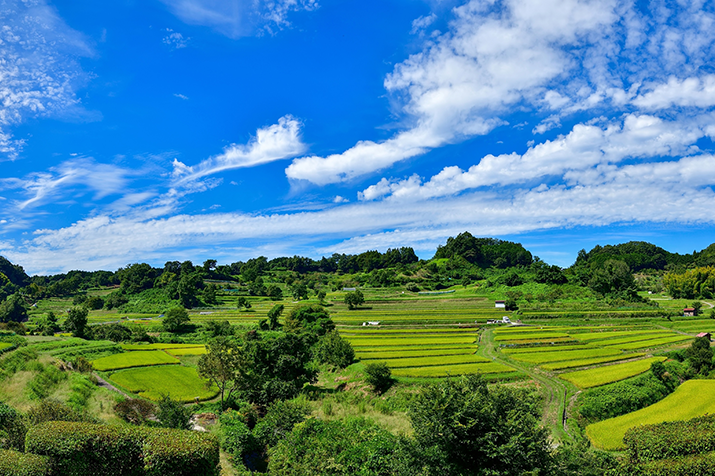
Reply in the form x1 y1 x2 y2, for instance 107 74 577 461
1 0 715 274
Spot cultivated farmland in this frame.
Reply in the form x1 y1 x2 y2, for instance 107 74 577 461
586 380 715 450
559 356 667 388
91 350 179 371
108 365 219 402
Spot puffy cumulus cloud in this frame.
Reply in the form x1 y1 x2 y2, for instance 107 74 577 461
359 114 711 201
286 0 715 186
0 0 94 160
172 115 306 185
633 75 715 110
159 0 318 38
163 28 189 48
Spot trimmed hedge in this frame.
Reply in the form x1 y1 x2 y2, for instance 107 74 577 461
623 452 715 476
623 414 715 463
25 421 220 476
0 449 51 476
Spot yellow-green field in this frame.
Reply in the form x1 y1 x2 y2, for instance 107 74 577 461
559 356 666 388
91 350 179 371
108 366 218 402
586 380 715 450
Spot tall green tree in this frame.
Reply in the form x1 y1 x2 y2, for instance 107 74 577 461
344 290 364 310
63 306 88 338
0 293 27 323
197 336 242 407
163 307 190 332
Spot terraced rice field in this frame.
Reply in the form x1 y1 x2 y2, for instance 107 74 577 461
166 347 207 356
391 361 514 377
91 350 179 371
376 354 489 369
540 353 645 371
0 343 13 351
108 366 218 402
586 380 715 450
559 356 667 388
358 348 476 359
507 348 623 364
121 343 205 351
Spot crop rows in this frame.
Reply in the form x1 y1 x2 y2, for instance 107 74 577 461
166 347 206 356
352 344 470 352
507 347 622 364
540 353 646 371
559 356 666 389
391 361 514 377
586 380 715 450
501 345 594 354
346 336 476 347
376 354 489 369
121 343 205 351
493 332 570 341
604 335 692 350
357 348 475 359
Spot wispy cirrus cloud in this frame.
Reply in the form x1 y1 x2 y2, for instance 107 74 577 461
158 0 318 38
0 0 95 160
171 115 306 185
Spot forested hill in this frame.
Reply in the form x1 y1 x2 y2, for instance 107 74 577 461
572 241 715 272
0 256 29 287
432 232 533 268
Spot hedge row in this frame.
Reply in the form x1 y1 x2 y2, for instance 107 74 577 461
25 421 220 476
624 452 715 476
0 449 51 476
623 415 715 463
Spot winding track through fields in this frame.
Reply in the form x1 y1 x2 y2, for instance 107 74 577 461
478 328 579 443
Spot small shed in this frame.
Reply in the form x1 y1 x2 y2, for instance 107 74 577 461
684 308 696 317
495 300 506 309
697 332 711 341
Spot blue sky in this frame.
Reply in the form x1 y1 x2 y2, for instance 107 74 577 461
2 0 715 275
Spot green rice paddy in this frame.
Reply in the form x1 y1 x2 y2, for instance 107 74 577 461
108 365 219 402
559 356 667 388
91 350 179 371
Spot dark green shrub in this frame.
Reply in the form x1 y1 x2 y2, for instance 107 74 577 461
114 399 157 425
25 421 220 476
364 362 393 395
26 399 91 426
0 449 51 476
312 330 355 368
218 411 262 470
140 426 220 476
0 402 26 451
25 421 143 476
157 394 193 430
623 414 715 463
253 399 310 448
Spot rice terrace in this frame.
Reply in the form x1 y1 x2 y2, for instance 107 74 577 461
3 236 715 475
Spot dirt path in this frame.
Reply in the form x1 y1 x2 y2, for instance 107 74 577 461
93 373 130 398
478 328 578 443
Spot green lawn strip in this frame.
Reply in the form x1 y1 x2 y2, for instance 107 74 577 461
91 350 180 371
352 344 473 352
571 330 670 342
559 356 666 389
586 380 715 450
120 343 205 351
344 336 476 346
501 344 595 354
391 361 514 377
540 353 646 371
357 348 475 359
507 347 623 364
108 365 218 402
377 354 489 368
605 335 693 350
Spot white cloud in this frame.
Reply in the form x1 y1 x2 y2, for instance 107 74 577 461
358 114 710 201
172 115 306 185
633 75 715 110
5 162 715 273
0 158 138 210
411 13 437 34
0 0 94 160
174 93 189 100
333 196 348 203
163 28 189 48
159 0 318 38
286 0 618 184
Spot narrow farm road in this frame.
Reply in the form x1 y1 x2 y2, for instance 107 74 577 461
478 328 578 444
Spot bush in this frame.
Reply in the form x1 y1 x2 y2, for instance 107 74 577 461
157 394 193 430
364 362 393 395
25 421 220 476
26 399 92 426
253 399 310 448
163 307 190 333
623 414 715 463
0 402 26 451
312 330 355 368
218 411 262 471
115 399 157 425
0 449 51 476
